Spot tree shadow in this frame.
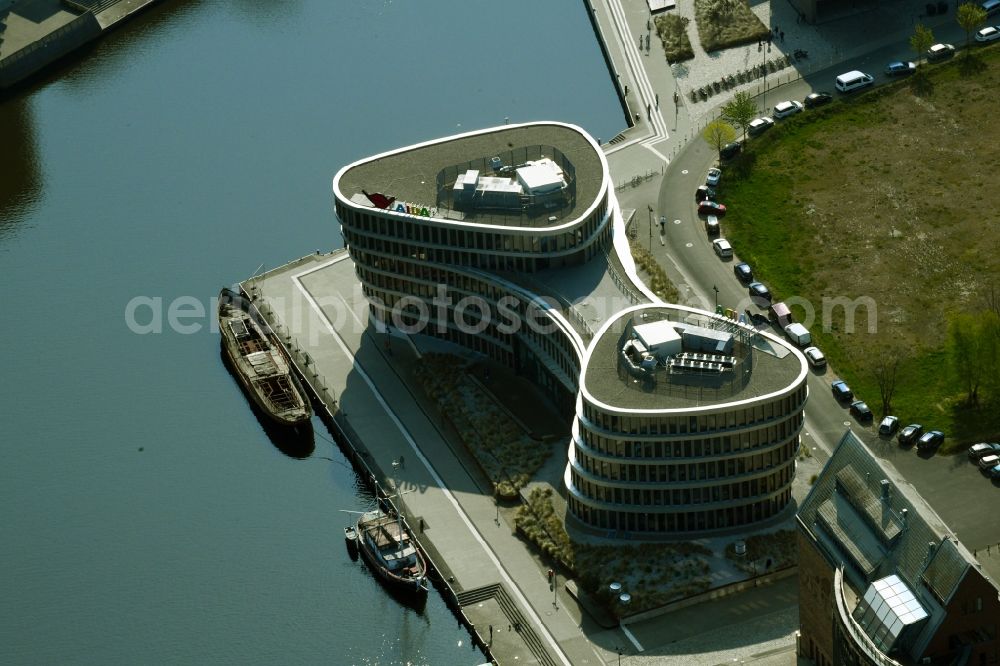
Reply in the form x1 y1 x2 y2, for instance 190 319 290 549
728 149 758 181
959 52 988 77
908 72 934 97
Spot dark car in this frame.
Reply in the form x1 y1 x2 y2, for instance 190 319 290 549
743 309 768 327
897 423 924 446
850 400 873 422
885 61 917 76
720 141 742 160
695 185 717 202
988 463 1000 480
733 262 754 284
698 201 727 216
804 92 833 108
748 281 772 307
916 430 945 451
704 215 721 236
878 415 899 436
831 380 853 402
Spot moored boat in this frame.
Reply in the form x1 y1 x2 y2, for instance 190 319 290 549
355 508 428 596
344 525 359 560
218 287 312 428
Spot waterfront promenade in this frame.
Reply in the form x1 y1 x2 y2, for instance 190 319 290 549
237 1 984 663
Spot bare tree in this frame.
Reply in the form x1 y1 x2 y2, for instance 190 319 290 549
702 120 736 160
872 345 903 416
957 2 988 52
721 91 758 142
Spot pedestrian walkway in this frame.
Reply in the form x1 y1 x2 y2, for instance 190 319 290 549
247 251 601 666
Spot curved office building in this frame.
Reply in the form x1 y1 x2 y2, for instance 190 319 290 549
569 304 808 535
332 121 808 538
333 122 613 413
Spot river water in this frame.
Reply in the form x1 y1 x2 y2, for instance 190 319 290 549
0 0 622 663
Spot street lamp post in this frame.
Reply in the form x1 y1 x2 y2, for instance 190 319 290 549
763 41 771 110
713 285 719 312
647 205 653 250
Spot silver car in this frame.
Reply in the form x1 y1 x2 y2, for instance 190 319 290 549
773 100 804 119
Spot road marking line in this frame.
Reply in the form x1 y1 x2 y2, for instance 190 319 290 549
623 624 644 652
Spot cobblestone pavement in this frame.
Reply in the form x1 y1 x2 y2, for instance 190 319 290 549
665 0 962 122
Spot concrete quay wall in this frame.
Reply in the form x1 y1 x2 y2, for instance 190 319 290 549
0 0 160 90
0 12 100 89
239 251 577 666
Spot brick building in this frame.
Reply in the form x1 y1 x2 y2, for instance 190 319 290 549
797 432 1000 665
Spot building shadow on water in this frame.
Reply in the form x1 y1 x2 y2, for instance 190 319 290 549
218 345 316 459
0 97 41 236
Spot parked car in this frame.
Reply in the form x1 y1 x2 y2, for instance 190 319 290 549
712 238 733 258
743 309 768 327
748 116 775 136
926 43 955 61
733 262 753 284
850 400 873 422
720 141 742 160
977 454 1000 471
695 185 717 202
831 380 853 402
804 92 833 108
748 281 772 306
987 463 1000 480
897 423 924 446
698 201 727 216
968 442 1000 460
768 302 793 328
976 25 1000 42
785 322 811 347
878 416 899 437
773 100 804 119
704 215 720 235
803 346 827 369
916 430 945 451
706 167 722 186
885 61 917 76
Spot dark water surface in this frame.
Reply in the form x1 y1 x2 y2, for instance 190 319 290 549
0 0 622 662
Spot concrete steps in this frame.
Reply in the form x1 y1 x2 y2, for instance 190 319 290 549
456 583 557 666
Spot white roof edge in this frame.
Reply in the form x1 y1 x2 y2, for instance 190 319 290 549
331 121 610 234
579 303 809 415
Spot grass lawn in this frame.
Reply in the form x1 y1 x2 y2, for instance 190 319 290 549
717 51 1000 451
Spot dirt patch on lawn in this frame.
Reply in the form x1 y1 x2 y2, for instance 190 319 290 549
763 81 998 350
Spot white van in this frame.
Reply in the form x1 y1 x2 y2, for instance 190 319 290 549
784 322 812 347
835 70 874 93
982 0 1000 16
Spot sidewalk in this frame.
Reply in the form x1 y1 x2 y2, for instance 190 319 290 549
249 252 599 666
